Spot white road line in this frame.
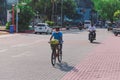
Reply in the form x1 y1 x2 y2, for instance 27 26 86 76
27 40 43 45
0 49 8 52
11 44 27 47
12 51 30 58
0 34 19 38
11 40 44 48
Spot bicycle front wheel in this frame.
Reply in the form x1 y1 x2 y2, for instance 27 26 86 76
58 50 62 63
51 50 56 66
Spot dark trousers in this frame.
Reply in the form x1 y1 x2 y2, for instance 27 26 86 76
89 31 96 39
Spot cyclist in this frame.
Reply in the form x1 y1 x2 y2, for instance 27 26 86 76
49 27 63 50
88 23 96 40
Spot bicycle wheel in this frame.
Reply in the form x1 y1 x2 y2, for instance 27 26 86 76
58 49 62 63
51 49 56 66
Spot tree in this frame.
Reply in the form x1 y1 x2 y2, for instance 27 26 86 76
16 1 35 32
28 0 76 20
92 0 120 23
114 10 120 19
63 0 76 18
19 0 77 27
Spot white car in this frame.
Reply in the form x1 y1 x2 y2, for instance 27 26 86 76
84 20 91 29
34 23 53 34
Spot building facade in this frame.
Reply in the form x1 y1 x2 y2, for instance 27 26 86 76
75 0 94 20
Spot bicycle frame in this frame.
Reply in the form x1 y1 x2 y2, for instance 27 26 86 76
50 44 62 66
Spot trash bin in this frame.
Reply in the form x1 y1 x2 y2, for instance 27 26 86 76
9 25 14 33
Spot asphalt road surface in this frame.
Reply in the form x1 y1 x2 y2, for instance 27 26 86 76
0 29 113 80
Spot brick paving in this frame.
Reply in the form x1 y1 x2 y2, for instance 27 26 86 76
61 35 120 80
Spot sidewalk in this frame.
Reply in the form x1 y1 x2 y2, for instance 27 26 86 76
61 35 120 80
0 31 9 35
0 26 9 35
0 26 34 35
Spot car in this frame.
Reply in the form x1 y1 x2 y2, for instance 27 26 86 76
107 23 116 31
95 21 102 28
34 23 53 34
84 20 91 29
107 26 113 31
112 21 120 36
113 28 120 36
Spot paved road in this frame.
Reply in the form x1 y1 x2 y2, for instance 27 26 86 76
0 29 113 80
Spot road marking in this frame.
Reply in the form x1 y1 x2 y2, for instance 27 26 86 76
0 49 8 52
11 40 44 48
12 51 30 58
0 34 19 38
27 40 43 45
11 44 27 47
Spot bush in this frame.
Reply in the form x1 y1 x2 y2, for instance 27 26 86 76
6 22 11 30
45 21 54 28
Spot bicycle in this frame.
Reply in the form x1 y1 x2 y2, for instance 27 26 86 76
49 42 62 66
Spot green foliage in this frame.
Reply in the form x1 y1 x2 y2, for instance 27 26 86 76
19 0 77 28
45 20 54 27
114 10 120 19
5 22 11 30
17 4 35 32
92 0 120 22
63 0 76 18
28 0 76 20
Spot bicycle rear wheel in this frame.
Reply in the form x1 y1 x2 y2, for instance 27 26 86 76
58 50 62 63
51 49 56 66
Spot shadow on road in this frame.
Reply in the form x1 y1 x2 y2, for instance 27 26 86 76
116 35 120 37
91 41 101 44
54 62 78 72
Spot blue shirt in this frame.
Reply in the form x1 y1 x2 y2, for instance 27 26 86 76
52 31 63 44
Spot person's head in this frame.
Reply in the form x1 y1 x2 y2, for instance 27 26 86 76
91 23 94 27
55 27 60 32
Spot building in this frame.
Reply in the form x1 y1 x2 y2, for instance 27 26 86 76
75 0 97 23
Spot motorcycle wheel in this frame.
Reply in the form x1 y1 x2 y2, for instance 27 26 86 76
89 35 93 43
90 39 93 43
114 33 118 36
